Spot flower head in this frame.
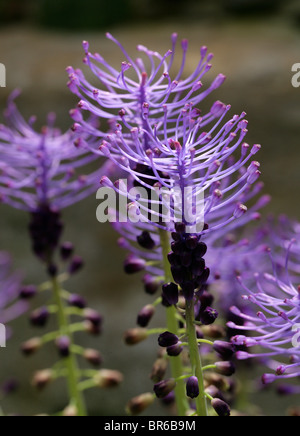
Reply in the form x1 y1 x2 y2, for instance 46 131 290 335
68 33 225 133
70 34 262 234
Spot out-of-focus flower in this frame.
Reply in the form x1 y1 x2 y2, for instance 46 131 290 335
0 91 114 212
0 92 117 261
0 251 26 327
230 237 300 385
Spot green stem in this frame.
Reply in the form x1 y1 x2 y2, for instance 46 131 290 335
52 276 87 417
159 229 189 417
186 300 208 416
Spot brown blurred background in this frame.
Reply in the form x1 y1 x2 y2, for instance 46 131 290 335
0 0 299 416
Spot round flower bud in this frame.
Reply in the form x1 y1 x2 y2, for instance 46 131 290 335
137 305 155 328
158 332 179 348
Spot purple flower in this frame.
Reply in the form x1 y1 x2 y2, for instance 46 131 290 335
0 91 114 212
68 33 225 134
0 251 27 327
230 237 300 384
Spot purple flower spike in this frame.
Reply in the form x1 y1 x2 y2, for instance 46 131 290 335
0 252 27 328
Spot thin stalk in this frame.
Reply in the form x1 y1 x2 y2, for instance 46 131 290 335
52 276 87 416
186 300 208 416
159 229 189 416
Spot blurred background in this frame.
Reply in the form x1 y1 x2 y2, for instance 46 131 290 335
0 0 299 416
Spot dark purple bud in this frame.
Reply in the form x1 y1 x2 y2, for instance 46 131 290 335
211 398 231 417
185 235 199 250
19 285 37 300
182 281 195 301
124 256 146 274
154 379 176 399
158 332 179 348
175 222 186 234
124 328 148 345
167 252 181 267
60 242 74 260
162 283 179 306
167 342 183 357
56 336 71 358
171 232 181 242
30 307 50 327
137 305 155 327
215 361 236 377
137 231 156 250
213 341 235 360
161 391 175 406
84 349 103 367
143 275 161 295
205 385 226 402
196 268 210 286
198 291 215 311
68 294 87 309
186 376 200 399
171 240 185 255
161 294 172 307
199 307 219 326
47 264 58 277
194 242 208 259
69 256 84 275
85 321 101 336
171 266 186 285
192 258 205 277
181 251 193 268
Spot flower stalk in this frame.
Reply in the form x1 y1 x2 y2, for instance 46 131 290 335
159 229 189 416
185 299 208 417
